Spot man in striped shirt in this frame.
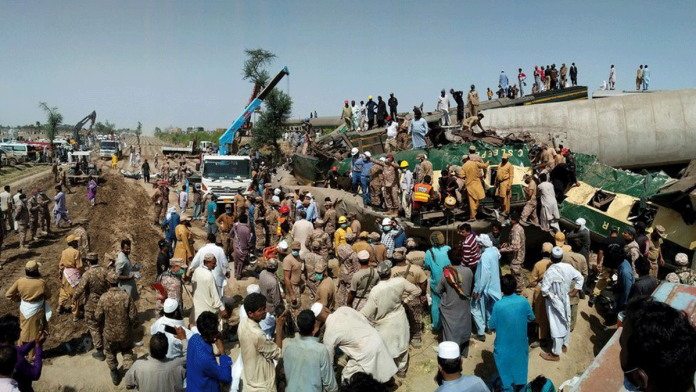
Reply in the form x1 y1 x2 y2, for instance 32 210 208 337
458 223 480 275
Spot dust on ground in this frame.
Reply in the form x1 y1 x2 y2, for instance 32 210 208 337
0 136 614 391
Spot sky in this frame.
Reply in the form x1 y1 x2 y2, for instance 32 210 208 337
2 0 695 134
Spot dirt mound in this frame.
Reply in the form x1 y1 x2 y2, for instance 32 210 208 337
0 170 161 351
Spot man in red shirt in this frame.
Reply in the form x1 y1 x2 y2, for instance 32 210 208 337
458 223 480 275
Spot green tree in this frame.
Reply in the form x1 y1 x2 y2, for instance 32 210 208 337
242 48 276 93
251 89 292 161
154 127 162 137
38 102 63 143
135 121 142 145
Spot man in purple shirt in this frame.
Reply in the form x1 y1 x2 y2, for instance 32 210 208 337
0 315 44 392
458 223 480 275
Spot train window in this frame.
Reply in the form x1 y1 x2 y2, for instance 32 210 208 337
588 190 616 212
628 201 657 227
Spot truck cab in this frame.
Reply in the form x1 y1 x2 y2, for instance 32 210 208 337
201 155 252 204
99 140 121 159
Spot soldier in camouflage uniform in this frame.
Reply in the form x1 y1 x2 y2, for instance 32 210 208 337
73 219 91 256
27 191 41 240
666 253 696 286
37 189 51 234
304 240 327 302
390 247 428 347
73 252 109 361
322 198 337 240
264 201 280 247
500 211 526 292
336 232 360 307
13 194 29 250
96 270 137 385
304 218 333 260
253 197 266 255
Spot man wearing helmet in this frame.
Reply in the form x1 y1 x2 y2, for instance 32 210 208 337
399 160 414 219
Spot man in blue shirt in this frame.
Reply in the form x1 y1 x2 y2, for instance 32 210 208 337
435 341 489 392
186 311 232 392
616 256 635 313
408 107 429 150
206 195 218 235
283 310 338 392
356 152 374 207
162 207 179 257
350 148 362 193
305 194 318 223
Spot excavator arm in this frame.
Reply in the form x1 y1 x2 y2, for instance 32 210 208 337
219 67 289 155
72 111 97 146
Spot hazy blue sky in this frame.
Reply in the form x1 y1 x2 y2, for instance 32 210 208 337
2 0 695 134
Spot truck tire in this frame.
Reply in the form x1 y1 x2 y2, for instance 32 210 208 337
173 153 181 160
9 159 16 166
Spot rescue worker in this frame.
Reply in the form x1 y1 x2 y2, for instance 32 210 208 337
58 234 84 319
495 153 514 215
234 188 246 219
215 204 235 259
412 175 437 221
277 205 292 245
97 270 137 385
73 252 109 361
349 212 361 234
253 197 266 255
151 184 165 225
13 193 29 251
500 211 526 292
370 158 385 209
264 201 280 247
304 240 326 301
467 84 480 118
461 155 489 221
173 215 194 265
414 153 433 184
37 189 51 235
460 113 486 134
375 154 401 216
73 219 91 256
27 191 40 241
665 253 696 285
390 247 427 348
337 233 360 307
400 161 414 218
323 198 337 238
305 218 332 260
334 216 351 251
282 240 305 328
520 174 539 226
358 151 375 207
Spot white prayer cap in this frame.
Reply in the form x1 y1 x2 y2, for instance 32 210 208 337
274 188 281 196
204 253 216 262
477 234 493 248
438 341 460 359
676 253 689 266
551 246 564 261
163 298 178 313
575 218 586 226
246 284 261 295
306 193 313 199
311 302 324 317
357 250 370 261
277 240 289 251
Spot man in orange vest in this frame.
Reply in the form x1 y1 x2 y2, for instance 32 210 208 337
412 175 438 224
278 205 291 243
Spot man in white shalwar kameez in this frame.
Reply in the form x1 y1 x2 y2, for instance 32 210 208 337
538 174 560 232
540 246 583 361
360 263 421 377
191 253 226 322
318 304 397 383
189 236 229 298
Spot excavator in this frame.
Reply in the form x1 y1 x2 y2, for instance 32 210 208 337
218 67 289 155
72 111 97 149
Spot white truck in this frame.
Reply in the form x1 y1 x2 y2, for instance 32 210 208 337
200 155 252 204
98 140 121 159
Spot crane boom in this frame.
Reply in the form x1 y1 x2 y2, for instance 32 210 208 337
72 111 97 147
219 66 289 155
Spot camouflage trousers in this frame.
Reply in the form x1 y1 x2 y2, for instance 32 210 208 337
289 284 304 330
510 260 524 292
383 186 399 210
17 224 27 248
306 278 317 303
85 301 103 350
28 217 39 238
105 339 134 371
336 282 350 308
154 204 163 225
221 234 233 260
404 297 424 341
370 184 383 208
255 225 265 251
521 200 538 225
